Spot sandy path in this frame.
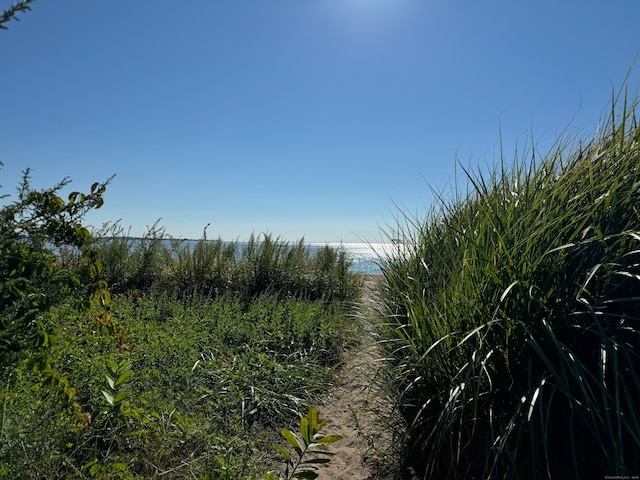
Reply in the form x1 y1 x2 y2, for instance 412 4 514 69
314 276 398 480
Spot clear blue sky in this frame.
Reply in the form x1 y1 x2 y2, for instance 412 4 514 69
2 1 639 242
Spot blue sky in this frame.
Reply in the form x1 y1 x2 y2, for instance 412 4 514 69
2 1 639 243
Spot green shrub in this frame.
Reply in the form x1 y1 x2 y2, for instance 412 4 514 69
0 171 109 363
377 94 640 478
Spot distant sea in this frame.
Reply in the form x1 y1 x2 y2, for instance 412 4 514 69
308 242 393 275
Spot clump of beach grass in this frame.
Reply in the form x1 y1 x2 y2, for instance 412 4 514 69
91 228 361 303
376 90 640 478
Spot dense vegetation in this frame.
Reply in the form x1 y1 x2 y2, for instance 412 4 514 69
376 95 640 478
91 223 358 303
0 179 361 478
4 10 640 476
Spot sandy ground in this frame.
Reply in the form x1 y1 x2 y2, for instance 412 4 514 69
313 276 399 480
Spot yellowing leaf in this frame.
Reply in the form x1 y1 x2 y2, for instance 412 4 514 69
280 428 302 456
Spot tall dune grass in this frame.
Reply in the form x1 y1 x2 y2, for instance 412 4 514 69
92 228 360 302
376 94 640 478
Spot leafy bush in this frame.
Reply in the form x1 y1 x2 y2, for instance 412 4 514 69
0 170 106 360
0 169 117 416
377 94 640 478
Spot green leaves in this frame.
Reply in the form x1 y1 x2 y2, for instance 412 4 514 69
281 428 302 456
269 405 342 480
1 170 113 366
101 359 133 408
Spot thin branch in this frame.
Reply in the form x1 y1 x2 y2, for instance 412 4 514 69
0 0 36 30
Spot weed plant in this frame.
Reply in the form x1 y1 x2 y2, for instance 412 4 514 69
265 405 343 480
1 226 360 477
0 289 356 478
376 94 640 478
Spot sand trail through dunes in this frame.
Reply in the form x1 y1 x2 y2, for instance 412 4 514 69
314 276 399 480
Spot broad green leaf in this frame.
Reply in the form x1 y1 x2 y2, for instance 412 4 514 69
280 428 302 456
105 374 115 390
102 389 114 406
313 434 343 445
276 444 292 463
118 359 132 371
300 416 310 446
115 369 134 388
308 405 318 431
101 289 111 305
113 391 128 404
106 359 118 375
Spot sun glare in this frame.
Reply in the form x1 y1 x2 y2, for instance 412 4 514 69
320 0 413 37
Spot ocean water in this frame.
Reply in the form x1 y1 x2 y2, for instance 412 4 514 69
309 242 392 274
